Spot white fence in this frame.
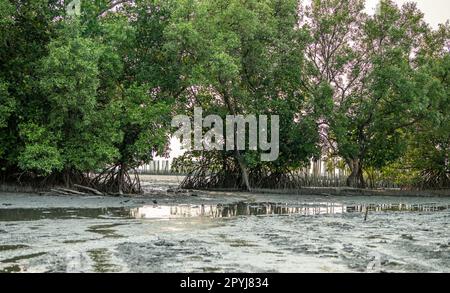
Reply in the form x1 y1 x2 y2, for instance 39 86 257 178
135 158 398 188
136 160 175 175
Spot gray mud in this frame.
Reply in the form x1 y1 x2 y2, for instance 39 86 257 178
0 179 449 273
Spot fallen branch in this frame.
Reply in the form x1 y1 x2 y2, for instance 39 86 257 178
55 188 87 195
73 184 104 195
50 189 71 195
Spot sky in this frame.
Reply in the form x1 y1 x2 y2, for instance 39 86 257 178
365 0 450 28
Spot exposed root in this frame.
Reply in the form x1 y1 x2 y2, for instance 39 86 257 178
91 165 142 194
173 153 311 190
416 168 450 189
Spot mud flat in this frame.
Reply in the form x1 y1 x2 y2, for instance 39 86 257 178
1 177 450 273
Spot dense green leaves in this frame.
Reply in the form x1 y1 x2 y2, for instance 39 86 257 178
17 122 62 175
0 1 173 190
167 0 316 175
302 0 449 187
0 0 448 190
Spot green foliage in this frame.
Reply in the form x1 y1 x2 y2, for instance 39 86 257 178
0 81 14 129
302 0 448 187
0 1 174 187
386 53 450 188
18 123 62 175
113 83 171 168
34 21 120 173
0 0 448 191
0 0 63 172
166 0 317 173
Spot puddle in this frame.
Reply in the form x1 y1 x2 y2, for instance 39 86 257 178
86 223 126 239
0 207 131 221
62 239 89 244
0 244 29 251
87 248 120 273
130 202 450 219
346 203 450 212
1 252 47 263
1 202 448 222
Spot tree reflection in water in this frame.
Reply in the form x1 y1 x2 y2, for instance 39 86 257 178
129 202 449 219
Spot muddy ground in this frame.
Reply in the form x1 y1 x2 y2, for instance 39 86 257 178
0 175 449 273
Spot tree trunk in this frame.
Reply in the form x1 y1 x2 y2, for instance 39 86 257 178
235 150 251 191
118 163 125 195
346 158 365 188
64 168 71 188
222 91 251 191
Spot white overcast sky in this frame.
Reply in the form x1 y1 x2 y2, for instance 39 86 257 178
365 0 450 28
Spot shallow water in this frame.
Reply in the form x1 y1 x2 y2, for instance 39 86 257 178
0 190 449 273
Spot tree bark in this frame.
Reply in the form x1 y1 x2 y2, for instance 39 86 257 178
222 90 251 191
235 150 251 191
64 168 71 188
118 163 125 195
346 158 366 188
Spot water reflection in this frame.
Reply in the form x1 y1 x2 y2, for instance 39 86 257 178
130 202 450 219
0 202 448 221
130 202 333 219
347 203 449 213
0 208 130 221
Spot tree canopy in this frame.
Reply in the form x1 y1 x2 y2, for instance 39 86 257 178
0 0 448 191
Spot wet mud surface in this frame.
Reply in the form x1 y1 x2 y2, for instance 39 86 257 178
0 184 449 272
